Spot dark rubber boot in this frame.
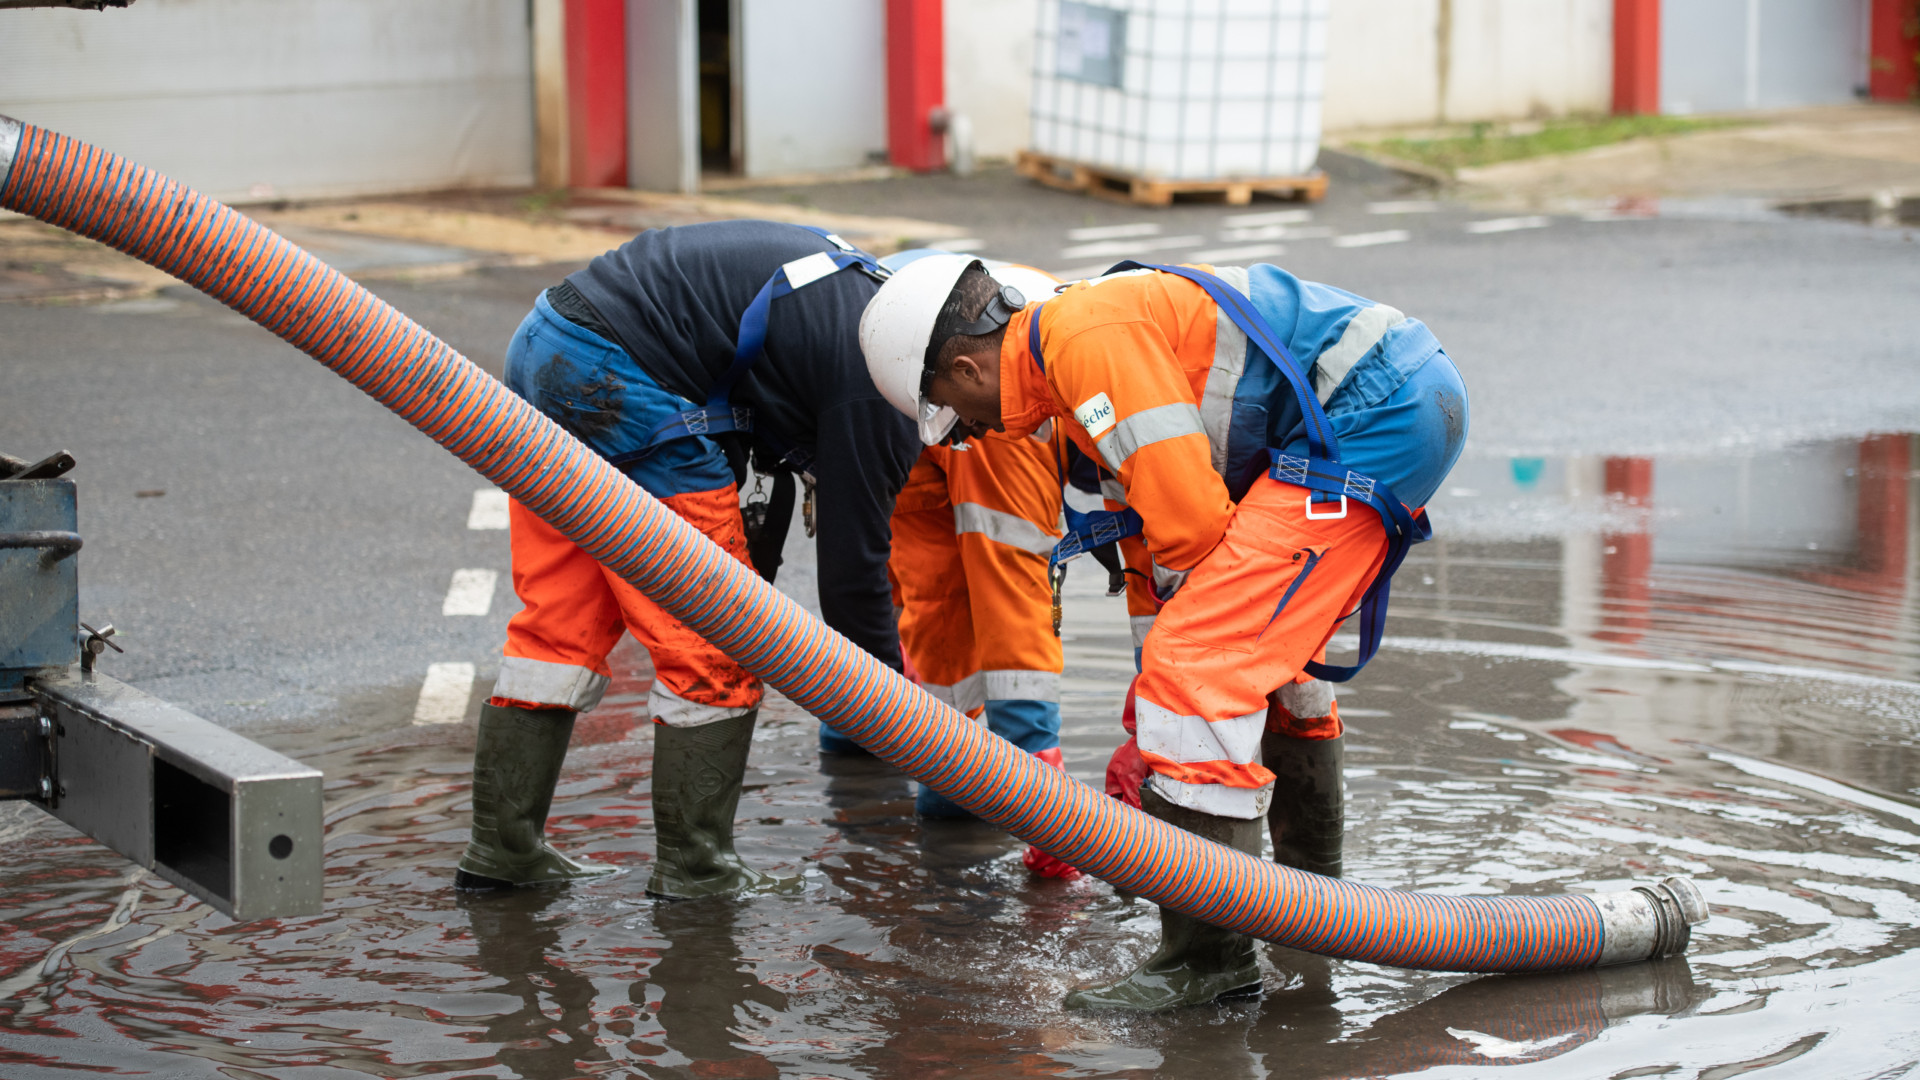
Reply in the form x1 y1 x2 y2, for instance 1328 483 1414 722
1063 784 1264 1011
648 710 800 899
455 703 618 890
1263 732 1344 877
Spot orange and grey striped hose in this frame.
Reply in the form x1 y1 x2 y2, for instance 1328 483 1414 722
0 114 1707 973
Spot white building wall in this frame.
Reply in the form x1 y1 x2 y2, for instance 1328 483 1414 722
1442 0 1613 123
0 0 534 202
1321 0 1445 130
946 0 1041 161
737 0 888 177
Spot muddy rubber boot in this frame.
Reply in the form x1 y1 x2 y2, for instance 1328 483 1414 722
648 710 800 899
1063 784 1264 1011
817 720 871 757
455 703 618 890
1263 732 1345 878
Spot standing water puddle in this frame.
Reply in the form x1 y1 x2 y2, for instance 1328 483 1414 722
5 434 1920 1078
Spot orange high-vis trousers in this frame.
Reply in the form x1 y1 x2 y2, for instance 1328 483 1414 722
492 488 764 726
1131 475 1387 819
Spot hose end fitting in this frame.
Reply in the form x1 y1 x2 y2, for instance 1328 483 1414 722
0 114 23 196
1592 875 1710 966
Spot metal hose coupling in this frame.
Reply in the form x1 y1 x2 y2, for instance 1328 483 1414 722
0 116 23 191
1590 876 1710 965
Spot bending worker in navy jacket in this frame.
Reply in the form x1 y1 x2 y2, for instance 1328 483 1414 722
457 220 920 897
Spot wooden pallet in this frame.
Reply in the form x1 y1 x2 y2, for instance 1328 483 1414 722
1016 150 1327 207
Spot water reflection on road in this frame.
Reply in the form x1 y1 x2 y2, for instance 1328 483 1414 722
4 434 1919 1078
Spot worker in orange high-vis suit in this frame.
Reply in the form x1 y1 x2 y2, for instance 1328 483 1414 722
867 254 1080 879
860 256 1466 1011
460 221 921 900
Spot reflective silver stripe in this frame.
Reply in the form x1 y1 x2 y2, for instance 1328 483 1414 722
1028 417 1055 442
1313 303 1406 404
982 669 1060 703
1097 402 1205 473
1199 265 1252 477
1151 560 1188 601
952 501 1059 557
650 682 757 728
1277 678 1336 719
0 116 21 193
923 672 987 716
1130 615 1156 649
493 655 610 713
1100 478 1127 504
1148 774 1272 819
1135 696 1267 766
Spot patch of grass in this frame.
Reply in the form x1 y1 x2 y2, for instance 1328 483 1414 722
1356 114 1752 174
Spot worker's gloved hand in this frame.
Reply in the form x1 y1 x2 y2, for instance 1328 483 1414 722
1022 746 1083 880
1104 678 1149 809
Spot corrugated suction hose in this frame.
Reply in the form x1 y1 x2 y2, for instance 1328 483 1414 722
0 115 1708 973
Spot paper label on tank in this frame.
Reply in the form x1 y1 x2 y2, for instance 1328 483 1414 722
1075 393 1117 439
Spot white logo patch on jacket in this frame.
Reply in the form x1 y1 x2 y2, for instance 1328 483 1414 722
1075 392 1117 439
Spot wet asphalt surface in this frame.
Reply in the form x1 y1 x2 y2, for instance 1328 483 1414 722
4 155 1920 1077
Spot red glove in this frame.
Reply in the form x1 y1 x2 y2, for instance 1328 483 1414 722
1103 677 1149 809
1022 747 1083 880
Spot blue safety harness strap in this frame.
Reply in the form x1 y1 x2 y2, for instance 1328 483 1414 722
604 226 879 477
1037 261 1432 681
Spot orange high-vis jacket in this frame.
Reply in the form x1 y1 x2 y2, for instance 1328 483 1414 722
997 269 1233 575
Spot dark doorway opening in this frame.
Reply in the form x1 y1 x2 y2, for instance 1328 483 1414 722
699 0 737 174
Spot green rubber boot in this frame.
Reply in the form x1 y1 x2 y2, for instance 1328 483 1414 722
1063 784 1264 1011
647 710 799 900
455 703 618 890
1263 732 1344 877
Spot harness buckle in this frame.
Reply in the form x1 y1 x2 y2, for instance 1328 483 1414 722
1304 494 1348 520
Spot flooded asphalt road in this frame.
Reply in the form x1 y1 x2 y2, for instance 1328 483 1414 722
5 432 1920 1078
6 176 1920 1076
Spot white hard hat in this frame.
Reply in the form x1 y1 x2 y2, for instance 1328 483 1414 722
860 254 1056 445
859 253 977 444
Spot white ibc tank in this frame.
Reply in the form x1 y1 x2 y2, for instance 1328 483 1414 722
1030 0 1328 181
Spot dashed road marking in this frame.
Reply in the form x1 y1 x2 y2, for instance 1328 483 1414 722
1369 200 1440 214
1050 263 1128 281
442 568 498 616
1221 208 1313 227
1058 234 1204 260
1331 229 1411 248
1466 215 1550 234
414 662 476 725
467 489 508 530
1220 223 1332 242
1066 222 1162 241
1188 243 1285 263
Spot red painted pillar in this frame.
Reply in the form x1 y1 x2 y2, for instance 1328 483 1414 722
1612 0 1661 115
1869 0 1920 101
1596 457 1654 645
886 0 946 172
565 0 628 188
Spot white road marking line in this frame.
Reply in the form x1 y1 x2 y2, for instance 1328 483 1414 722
1465 215 1550 234
1066 222 1162 241
941 237 987 251
1187 243 1285 263
1581 209 1653 222
414 662 476 725
1220 208 1313 227
1331 229 1411 248
1059 234 1204 260
442 568 498 616
467 488 509 530
1221 224 1333 242
1369 200 1440 214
